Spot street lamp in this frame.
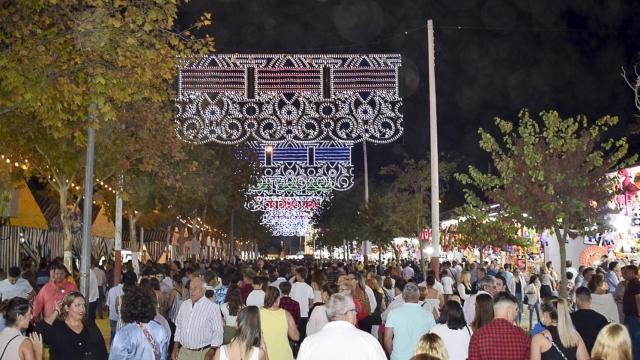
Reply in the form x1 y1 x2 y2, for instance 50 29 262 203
265 146 273 166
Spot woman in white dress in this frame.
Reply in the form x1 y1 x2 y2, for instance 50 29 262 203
214 306 268 360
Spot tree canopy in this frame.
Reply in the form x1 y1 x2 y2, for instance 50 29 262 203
457 109 634 297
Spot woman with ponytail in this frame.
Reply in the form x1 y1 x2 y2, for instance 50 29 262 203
0 298 42 360
530 297 589 360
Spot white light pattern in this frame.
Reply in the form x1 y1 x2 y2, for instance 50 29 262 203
175 54 403 145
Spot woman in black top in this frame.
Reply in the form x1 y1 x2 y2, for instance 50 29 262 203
530 297 589 360
35 291 107 360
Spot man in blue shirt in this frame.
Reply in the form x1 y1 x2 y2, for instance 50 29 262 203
384 283 436 360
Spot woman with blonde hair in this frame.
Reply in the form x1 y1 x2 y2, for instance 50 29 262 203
414 333 448 360
591 323 632 360
530 297 589 360
456 271 472 302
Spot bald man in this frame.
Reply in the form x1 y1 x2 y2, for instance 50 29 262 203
172 277 224 360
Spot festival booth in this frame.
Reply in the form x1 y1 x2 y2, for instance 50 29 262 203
544 165 640 267
441 218 543 273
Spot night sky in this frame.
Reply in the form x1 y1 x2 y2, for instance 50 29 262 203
179 0 640 211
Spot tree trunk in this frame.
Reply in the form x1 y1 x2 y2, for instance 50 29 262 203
59 184 74 272
478 246 484 266
553 225 569 299
128 212 139 276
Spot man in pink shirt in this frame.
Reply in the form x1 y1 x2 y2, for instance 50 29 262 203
32 263 78 318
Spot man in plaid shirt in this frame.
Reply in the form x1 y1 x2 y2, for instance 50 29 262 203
468 291 530 360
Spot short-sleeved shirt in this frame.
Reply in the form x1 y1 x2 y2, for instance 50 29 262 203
279 296 301 325
571 309 609 353
0 278 33 301
386 303 436 360
468 318 530 360
623 277 640 317
290 282 314 318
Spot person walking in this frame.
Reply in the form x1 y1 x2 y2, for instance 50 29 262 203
413 333 448 360
530 297 589 359
588 273 619 322
429 300 472 360
591 323 633 360
278 282 301 327
259 287 299 360
289 268 314 340
508 267 526 325
220 284 244 344
622 264 640 359
463 276 495 324
0 297 43 360
213 306 268 360
172 277 224 360
109 286 170 360
384 283 436 360
526 274 542 331
297 293 386 360
470 293 494 332
468 292 530 360
571 287 609 354
457 271 473 303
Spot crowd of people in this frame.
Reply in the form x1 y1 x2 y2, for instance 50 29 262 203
0 254 637 360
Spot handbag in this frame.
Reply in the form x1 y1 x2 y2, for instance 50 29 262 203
543 333 568 360
0 335 20 359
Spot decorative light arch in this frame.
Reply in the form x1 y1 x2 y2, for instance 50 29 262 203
175 54 403 145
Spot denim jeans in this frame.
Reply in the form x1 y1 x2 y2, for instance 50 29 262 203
625 315 640 360
110 320 117 346
515 291 523 325
529 300 540 331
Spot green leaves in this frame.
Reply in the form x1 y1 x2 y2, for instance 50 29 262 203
458 109 633 233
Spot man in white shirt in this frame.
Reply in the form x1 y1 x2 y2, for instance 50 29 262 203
297 293 387 360
290 267 315 340
402 264 414 280
246 276 266 307
92 262 106 319
440 271 455 299
172 277 224 360
87 267 99 323
419 270 444 294
463 275 496 324
0 266 34 301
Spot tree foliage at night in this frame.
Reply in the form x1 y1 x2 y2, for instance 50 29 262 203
0 0 215 267
457 109 633 297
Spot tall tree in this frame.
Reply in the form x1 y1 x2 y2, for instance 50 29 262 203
379 158 455 272
457 110 633 297
0 0 214 269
